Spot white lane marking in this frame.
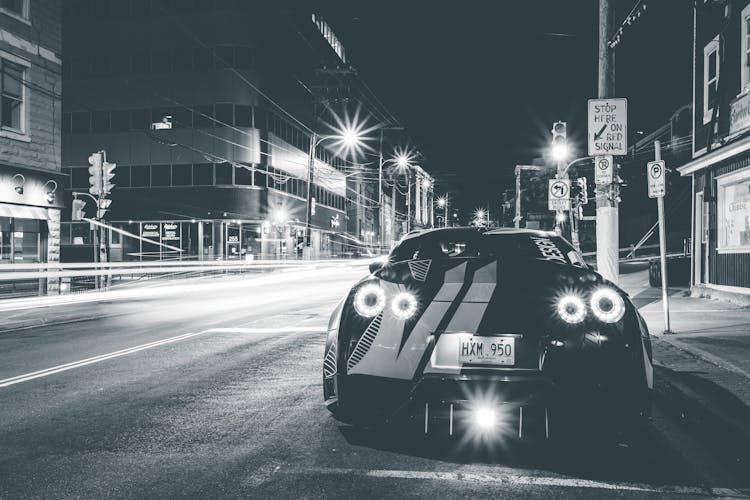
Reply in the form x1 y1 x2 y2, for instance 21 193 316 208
284 467 750 497
0 327 326 388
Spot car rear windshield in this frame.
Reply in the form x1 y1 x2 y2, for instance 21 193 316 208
390 232 585 267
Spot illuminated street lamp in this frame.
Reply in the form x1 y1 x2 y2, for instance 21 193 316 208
474 208 489 227
304 115 370 256
436 195 448 227
550 142 570 162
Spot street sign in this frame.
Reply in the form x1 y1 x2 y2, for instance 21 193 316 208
647 160 666 198
594 155 614 185
548 179 571 211
588 98 627 156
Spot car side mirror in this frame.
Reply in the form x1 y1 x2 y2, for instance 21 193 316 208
369 260 384 274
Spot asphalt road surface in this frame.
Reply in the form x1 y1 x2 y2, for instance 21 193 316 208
1 265 748 499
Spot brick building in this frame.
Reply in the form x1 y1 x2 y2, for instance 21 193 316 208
0 0 64 294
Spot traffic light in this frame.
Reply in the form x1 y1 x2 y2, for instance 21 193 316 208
72 199 86 221
576 177 588 205
102 161 116 195
88 152 103 196
551 121 568 161
97 198 112 219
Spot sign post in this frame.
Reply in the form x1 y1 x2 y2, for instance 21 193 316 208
548 179 571 211
594 155 614 185
588 99 627 286
649 143 671 333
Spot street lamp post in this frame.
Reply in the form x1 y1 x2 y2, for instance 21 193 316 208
304 130 364 258
437 196 448 228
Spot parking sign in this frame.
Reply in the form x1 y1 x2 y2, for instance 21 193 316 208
594 155 613 185
647 161 666 198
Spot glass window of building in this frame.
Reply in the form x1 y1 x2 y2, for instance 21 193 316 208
1 0 28 17
215 162 233 185
111 53 131 76
151 164 171 186
131 52 150 74
193 163 214 185
235 105 252 127
130 108 150 130
131 165 150 187
193 105 213 128
172 106 192 128
91 110 111 132
0 217 10 263
117 166 131 188
111 109 130 131
71 111 91 133
10 218 40 263
235 166 252 185
215 103 233 126
172 164 192 186
91 55 112 76
1 59 25 131
235 46 253 70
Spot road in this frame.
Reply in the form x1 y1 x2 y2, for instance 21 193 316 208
0 264 748 499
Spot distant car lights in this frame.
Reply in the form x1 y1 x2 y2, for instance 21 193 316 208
353 283 386 317
391 292 418 320
590 288 626 323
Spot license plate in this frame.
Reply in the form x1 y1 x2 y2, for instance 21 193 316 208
459 336 515 366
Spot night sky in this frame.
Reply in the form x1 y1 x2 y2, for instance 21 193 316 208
319 1 693 216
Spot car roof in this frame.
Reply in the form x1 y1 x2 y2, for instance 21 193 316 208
399 226 557 242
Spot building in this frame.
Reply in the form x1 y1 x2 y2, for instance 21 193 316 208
0 0 63 295
60 3 432 262
678 0 750 301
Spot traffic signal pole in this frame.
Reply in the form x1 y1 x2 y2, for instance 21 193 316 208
596 0 619 284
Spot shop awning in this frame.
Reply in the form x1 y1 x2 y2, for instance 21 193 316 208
0 203 52 220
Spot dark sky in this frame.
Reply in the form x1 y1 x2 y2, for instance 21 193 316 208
318 1 693 216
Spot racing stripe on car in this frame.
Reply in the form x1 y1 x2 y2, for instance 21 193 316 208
407 259 431 281
347 313 383 371
347 263 467 379
443 260 497 333
323 341 337 379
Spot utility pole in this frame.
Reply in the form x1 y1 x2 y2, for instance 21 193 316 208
304 130 317 259
406 171 412 233
377 128 384 251
596 0 619 284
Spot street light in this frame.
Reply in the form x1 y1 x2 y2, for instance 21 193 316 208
550 142 570 162
304 119 368 257
436 196 448 228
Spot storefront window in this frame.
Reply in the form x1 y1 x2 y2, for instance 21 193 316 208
0 217 10 262
717 168 750 252
0 218 41 262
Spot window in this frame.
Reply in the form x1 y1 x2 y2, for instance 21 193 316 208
235 166 252 185
70 168 88 189
131 52 150 73
130 108 150 130
215 103 233 126
92 111 110 132
1 58 24 132
117 166 131 188
235 46 253 70
193 105 213 128
111 109 130 131
151 51 172 73
717 167 750 253
743 5 750 91
215 46 234 69
172 164 192 186
704 37 720 124
193 163 214 185
173 49 192 72
194 47 212 70
151 164 171 186
1 0 28 19
71 57 91 79
171 106 192 128
235 104 252 127
131 165 150 187
215 162 233 184
71 111 91 133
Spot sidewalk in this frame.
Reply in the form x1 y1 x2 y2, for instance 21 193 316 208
621 266 750 474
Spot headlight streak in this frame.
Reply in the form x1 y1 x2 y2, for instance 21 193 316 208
353 283 386 317
556 294 586 324
391 291 418 320
590 288 626 323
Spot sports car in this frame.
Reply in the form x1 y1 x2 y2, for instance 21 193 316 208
323 227 653 440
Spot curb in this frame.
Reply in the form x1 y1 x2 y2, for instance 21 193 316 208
652 363 750 478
